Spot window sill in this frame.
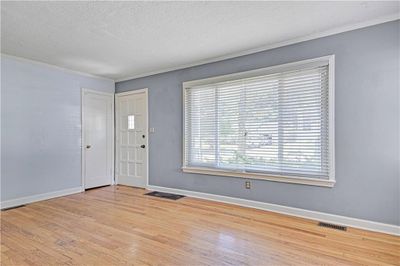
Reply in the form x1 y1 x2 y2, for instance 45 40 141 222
182 167 335 188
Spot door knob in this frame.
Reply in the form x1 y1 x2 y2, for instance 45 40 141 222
86 145 91 149
140 144 145 149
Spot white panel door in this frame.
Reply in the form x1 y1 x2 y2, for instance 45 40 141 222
82 89 114 189
116 90 148 188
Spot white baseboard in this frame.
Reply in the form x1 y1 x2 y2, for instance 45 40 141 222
0 186 83 209
2 184 398 236
147 185 400 236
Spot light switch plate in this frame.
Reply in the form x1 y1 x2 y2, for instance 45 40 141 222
149 127 155 133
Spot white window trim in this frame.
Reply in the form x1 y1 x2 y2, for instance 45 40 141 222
182 55 335 188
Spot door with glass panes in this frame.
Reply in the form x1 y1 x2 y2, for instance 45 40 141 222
116 90 148 187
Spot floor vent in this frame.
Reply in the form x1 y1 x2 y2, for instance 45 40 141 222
318 222 347 231
2 205 26 211
145 191 185 200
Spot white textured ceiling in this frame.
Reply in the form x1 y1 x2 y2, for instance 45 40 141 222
1 1 399 81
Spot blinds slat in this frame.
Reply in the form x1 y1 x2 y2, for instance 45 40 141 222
185 64 330 179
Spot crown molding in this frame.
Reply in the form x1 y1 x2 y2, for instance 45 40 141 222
116 14 399 82
1 53 114 82
2 14 398 83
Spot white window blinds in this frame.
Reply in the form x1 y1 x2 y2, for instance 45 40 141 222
184 57 334 181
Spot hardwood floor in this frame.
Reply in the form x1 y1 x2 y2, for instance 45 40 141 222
1 185 399 265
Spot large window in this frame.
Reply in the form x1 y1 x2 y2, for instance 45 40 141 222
183 56 335 187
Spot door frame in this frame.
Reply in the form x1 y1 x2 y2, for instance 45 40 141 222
115 88 149 188
81 88 115 189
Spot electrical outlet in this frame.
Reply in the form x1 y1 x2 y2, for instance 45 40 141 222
245 181 251 189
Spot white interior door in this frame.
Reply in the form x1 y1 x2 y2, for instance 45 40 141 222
116 90 148 188
82 89 114 189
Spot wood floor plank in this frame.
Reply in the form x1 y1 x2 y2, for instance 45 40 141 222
1 185 399 265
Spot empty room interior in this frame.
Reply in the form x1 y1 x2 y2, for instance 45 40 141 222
1 1 399 265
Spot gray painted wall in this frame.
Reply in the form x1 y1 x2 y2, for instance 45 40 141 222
117 21 399 225
1 55 115 201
